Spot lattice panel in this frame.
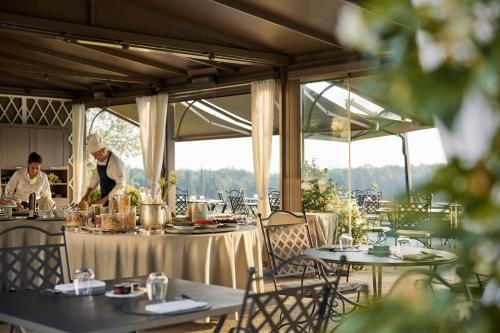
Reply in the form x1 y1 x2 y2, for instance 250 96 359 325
176 188 188 215
396 202 430 230
26 98 72 127
267 224 316 277
0 95 23 124
244 283 331 333
228 190 248 214
268 191 280 213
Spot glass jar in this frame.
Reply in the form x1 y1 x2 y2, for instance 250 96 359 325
119 195 131 214
146 272 168 301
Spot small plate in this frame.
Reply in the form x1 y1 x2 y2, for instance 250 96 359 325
195 223 220 229
170 225 195 230
105 289 146 298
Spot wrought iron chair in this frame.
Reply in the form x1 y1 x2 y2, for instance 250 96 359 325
175 187 188 216
227 189 248 215
351 190 367 213
0 225 70 292
216 188 228 213
395 201 432 248
258 211 363 317
362 191 390 244
268 190 280 213
231 254 365 333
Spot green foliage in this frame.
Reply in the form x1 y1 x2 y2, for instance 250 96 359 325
126 186 140 207
88 187 100 205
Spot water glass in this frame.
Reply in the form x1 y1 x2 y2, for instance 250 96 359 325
146 272 169 302
73 268 95 295
397 236 411 256
339 233 353 251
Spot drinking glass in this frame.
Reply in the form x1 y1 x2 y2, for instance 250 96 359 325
339 233 353 251
73 268 95 295
397 236 411 256
146 272 169 302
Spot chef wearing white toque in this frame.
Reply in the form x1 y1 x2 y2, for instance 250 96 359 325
79 133 126 206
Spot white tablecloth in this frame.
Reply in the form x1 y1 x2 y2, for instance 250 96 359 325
307 213 338 246
0 219 65 247
65 226 263 293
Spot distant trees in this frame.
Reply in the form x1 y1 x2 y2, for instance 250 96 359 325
126 164 443 200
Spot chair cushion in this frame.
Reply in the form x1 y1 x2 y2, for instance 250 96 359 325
279 280 360 295
396 229 431 237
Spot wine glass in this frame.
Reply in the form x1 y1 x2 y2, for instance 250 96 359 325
73 268 95 295
146 272 169 302
397 236 411 256
339 233 353 251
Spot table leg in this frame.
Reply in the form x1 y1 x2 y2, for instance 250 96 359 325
377 266 382 298
372 266 377 297
213 314 227 333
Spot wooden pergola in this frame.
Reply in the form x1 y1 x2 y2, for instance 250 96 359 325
0 0 387 209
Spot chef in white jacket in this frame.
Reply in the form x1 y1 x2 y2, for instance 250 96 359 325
79 133 126 206
5 152 52 210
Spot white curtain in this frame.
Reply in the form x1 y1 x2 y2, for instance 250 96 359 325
136 94 168 195
251 79 279 218
71 103 87 203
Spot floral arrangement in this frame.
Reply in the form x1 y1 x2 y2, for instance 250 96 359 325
160 171 177 203
47 173 61 184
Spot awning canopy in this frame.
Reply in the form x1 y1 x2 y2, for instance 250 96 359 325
107 94 279 141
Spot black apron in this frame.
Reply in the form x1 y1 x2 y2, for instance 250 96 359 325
97 151 116 204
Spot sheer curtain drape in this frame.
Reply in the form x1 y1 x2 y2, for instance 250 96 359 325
251 79 279 219
71 103 87 203
136 94 168 195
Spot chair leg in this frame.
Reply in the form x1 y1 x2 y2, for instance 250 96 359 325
346 264 351 282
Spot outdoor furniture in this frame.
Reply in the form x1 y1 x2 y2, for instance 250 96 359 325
232 255 346 333
65 226 263 292
175 187 188 215
0 219 65 248
0 276 245 333
227 189 248 215
362 192 390 244
268 190 280 213
304 245 457 298
395 201 432 248
0 225 70 292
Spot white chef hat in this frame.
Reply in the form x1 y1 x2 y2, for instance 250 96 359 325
87 133 106 153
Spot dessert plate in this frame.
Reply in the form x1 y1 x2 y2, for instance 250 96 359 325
105 289 146 298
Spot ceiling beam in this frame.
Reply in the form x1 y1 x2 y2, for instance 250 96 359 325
212 0 348 50
0 11 290 66
101 0 271 52
2 71 89 91
73 44 188 77
0 85 76 99
0 36 159 78
186 58 238 74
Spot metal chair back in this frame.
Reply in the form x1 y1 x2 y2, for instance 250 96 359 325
175 188 188 215
258 210 316 286
363 192 382 215
396 201 430 230
227 189 247 214
0 226 70 292
233 255 345 333
268 190 280 213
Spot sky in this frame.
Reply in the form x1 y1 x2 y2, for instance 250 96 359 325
124 128 447 172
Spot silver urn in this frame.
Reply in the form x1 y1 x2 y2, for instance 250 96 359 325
140 203 171 229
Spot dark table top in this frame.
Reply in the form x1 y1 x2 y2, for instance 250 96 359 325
0 276 245 333
303 246 457 267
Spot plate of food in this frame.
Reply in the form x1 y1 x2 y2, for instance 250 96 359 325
170 224 196 230
105 283 145 298
194 220 220 229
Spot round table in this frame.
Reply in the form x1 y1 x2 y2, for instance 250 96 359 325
65 225 263 293
303 246 457 298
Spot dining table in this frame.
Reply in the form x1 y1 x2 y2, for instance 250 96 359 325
0 276 245 333
65 225 264 293
304 245 457 298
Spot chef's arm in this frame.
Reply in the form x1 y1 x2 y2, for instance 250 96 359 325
79 171 99 204
106 159 126 201
4 172 19 201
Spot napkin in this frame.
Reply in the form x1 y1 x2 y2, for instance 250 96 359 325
54 280 105 292
402 253 437 261
145 299 208 314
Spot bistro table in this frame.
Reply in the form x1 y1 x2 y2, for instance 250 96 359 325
65 225 263 293
304 246 457 298
0 276 245 333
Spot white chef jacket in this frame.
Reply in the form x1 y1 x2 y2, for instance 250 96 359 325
5 168 52 202
88 151 126 197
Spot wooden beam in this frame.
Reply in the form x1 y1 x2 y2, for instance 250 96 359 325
101 0 271 52
0 11 290 66
2 71 89 91
212 0 348 50
186 58 238 74
0 85 76 99
73 44 188 77
0 36 158 78
0 55 156 84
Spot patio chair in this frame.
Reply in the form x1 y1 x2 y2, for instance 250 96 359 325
351 190 367 212
0 225 70 292
409 191 433 206
362 191 390 244
231 255 352 333
258 211 363 316
227 189 248 215
268 190 280 213
216 188 228 213
395 201 432 248
175 188 188 216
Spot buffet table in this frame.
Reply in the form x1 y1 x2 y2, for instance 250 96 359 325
0 219 65 247
65 225 263 293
